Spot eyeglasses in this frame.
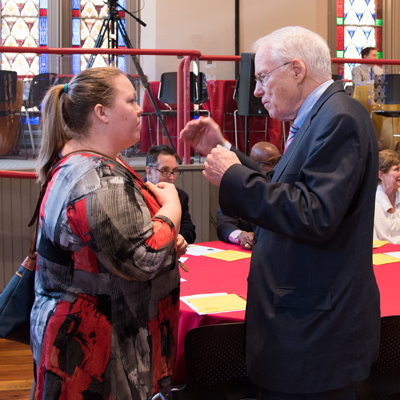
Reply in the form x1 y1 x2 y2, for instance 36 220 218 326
257 159 281 169
153 168 181 178
255 61 291 86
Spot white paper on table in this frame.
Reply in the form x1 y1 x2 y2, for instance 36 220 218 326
181 292 228 315
185 245 225 256
384 251 400 260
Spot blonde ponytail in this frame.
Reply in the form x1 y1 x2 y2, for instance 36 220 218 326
36 67 124 183
36 85 70 183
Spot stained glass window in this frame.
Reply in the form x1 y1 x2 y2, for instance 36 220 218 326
72 0 126 74
1 0 48 75
337 0 383 80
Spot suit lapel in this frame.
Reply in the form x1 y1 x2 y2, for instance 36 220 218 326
272 81 345 183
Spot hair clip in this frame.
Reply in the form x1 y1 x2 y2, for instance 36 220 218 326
64 83 68 94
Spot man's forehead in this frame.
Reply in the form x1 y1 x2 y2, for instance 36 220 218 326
156 154 178 169
254 46 272 74
253 147 280 160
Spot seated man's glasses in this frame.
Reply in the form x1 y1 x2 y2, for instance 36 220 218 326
255 61 291 86
257 159 281 169
154 168 181 178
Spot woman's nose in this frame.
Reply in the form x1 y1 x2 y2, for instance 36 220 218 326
135 103 143 116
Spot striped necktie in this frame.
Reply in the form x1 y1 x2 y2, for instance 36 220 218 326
284 123 299 153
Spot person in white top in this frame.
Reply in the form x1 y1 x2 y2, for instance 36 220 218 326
352 47 384 86
374 149 400 243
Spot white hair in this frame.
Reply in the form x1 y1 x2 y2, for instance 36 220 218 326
252 26 332 81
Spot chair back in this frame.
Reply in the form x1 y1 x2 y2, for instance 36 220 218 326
158 72 209 106
369 316 400 399
170 323 257 400
25 72 57 109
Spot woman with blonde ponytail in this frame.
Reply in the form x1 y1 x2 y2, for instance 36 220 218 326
31 67 186 400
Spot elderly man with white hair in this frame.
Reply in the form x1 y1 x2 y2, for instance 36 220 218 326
181 26 380 399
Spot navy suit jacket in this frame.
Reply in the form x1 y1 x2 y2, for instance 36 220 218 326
177 187 196 244
219 81 380 393
217 206 254 243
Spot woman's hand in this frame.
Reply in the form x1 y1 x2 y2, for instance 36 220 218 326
176 234 188 259
145 181 182 234
145 181 179 207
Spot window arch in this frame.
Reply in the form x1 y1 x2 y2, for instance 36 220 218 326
337 0 383 80
1 0 48 75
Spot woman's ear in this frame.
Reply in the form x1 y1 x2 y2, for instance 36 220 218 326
378 170 384 181
93 103 109 124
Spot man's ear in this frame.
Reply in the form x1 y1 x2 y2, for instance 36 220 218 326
145 166 152 178
93 103 109 124
292 58 306 82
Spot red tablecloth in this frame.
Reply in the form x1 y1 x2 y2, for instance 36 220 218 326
373 243 400 318
173 240 400 384
173 241 249 384
139 80 289 155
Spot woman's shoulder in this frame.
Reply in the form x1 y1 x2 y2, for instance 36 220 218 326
60 152 132 180
50 152 137 204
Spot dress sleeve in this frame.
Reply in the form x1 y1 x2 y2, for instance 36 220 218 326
64 167 177 281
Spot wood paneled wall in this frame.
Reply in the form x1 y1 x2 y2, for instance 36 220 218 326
0 176 38 291
0 166 217 292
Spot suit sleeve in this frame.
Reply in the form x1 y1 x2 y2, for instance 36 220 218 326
177 188 196 244
217 206 240 242
230 146 274 182
220 101 376 245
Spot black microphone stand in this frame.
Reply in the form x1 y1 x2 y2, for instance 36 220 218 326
86 0 181 163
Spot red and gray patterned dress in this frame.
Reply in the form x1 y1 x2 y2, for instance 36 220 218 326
30 152 180 400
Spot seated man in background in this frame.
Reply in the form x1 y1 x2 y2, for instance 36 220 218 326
249 141 281 173
146 144 196 244
352 46 384 86
217 142 281 250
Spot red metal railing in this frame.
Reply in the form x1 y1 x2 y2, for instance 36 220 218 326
0 46 201 164
0 171 36 179
331 58 400 66
1 45 400 168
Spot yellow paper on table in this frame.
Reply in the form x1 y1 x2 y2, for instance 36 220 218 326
203 250 252 262
187 294 246 314
373 240 390 248
373 253 400 265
